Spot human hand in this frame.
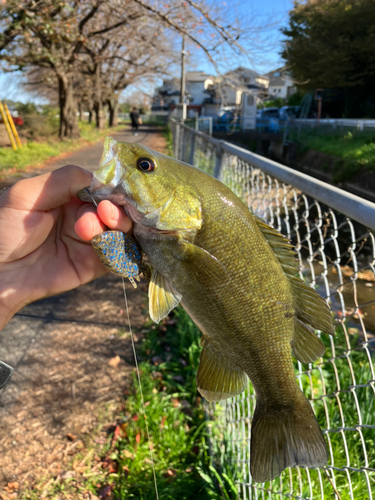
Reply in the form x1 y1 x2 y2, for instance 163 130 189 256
0 165 132 330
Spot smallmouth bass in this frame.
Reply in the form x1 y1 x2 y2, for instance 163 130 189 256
78 137 333 483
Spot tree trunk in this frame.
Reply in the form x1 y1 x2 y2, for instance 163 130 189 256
78 101 83 121
58 75 80 140
108 96 119 127
88 110 92 123
94 62 104 129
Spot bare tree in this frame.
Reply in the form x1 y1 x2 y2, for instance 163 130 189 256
0 1 142 138
1 0 277 138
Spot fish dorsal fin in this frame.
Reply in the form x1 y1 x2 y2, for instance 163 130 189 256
255 216 334 336
254 215 299 276
148 269 182 324
291 319 325 363
197 337 248 402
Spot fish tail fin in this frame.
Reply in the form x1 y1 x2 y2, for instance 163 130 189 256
250 392 328 483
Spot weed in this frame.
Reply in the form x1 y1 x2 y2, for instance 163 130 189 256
292 127 375 182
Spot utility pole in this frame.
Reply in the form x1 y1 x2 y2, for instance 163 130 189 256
179 35 187 120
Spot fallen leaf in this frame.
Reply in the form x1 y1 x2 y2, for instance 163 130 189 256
66 433 77 441
7 483 19 491
108 355 121 367
160 416 167 429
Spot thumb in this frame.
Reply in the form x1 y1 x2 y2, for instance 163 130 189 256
0 166 93 211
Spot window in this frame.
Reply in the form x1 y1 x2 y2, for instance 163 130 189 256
274 71 280 77
278 89 281 93
247 95 254 105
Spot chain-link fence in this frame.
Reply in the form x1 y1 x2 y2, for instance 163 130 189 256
171 120 375 500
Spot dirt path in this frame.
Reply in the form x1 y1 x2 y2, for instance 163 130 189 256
0 126 166 498
0 124 166 189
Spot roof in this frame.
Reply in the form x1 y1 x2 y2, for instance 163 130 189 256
224 66 262 79
264 67 290 88
186 71 214 82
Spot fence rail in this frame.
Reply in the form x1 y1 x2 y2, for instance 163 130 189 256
294 118 375 131
171 119 375 500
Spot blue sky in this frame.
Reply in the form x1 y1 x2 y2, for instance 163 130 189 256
0 0 294 103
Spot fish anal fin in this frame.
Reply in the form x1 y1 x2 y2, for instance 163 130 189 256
149 269 182 324
250 393 328 483
291 319 325 364
197 338 248 402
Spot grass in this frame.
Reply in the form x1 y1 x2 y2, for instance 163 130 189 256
0 121 126 174
107 308 237 499
292 128 375 182
19 307 238 500
18 301 373 499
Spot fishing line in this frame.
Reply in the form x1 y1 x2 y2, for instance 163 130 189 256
85 188 159 498
122 277 159 500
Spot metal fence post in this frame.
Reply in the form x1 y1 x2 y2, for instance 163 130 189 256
181 128 187 162
208 117 213 137
214 140 224 179
174 122 180 159
178 123 183 160
189 133 196 166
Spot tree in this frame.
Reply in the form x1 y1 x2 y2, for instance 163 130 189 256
281 0 375 117
1 0 275 137
0 1 142 138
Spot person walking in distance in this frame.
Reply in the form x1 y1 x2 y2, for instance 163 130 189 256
130 107 141 136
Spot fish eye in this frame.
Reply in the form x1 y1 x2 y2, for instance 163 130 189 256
137 157 156 172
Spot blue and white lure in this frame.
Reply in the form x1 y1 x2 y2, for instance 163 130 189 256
91 231 144 288
83 188 148 288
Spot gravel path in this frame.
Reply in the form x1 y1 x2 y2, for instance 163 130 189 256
0 125 166 495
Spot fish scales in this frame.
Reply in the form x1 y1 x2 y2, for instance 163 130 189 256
78 138 334 483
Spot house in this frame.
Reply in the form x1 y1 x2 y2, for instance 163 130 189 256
152 78 180 110
152 71 214 114
185 71 215 105
265 68 296 99
202 67 268 116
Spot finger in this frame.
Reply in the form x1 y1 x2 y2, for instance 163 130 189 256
74 204 106 241
1 165 93 212
97 200 133 234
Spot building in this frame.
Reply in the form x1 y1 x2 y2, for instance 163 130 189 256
202 67 268 116
152 78 180 110
152 71 215 114
265 68 296 99
185 71 215 105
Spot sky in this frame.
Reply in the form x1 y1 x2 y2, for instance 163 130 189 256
0 0 294 104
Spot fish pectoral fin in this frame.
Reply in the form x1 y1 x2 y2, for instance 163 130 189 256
197 338 248 402
148 269 182 324
173 240 229 286
250 392 328 483
291 319 325 364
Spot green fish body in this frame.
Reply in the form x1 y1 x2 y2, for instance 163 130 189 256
78 137 333 482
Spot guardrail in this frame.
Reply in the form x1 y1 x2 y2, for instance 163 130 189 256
171 119 375 500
